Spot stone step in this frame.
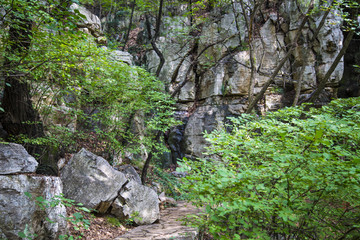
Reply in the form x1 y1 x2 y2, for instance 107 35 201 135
115 201 200 240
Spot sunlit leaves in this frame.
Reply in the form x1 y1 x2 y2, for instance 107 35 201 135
181 97 360 239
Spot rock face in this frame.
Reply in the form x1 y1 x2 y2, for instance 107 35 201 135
60 148 128 213
0 143 66 240
141 1 346 160
0 143 38 174
109 50 134 65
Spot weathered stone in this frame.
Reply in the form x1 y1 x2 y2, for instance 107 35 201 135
138 0 346 162
108 49 134 65
0 143 38 174
159 192 176 210
0 175 66 240
151 182 163 194
171 171 188 178
60 148 127 213
184 105 228 157
70 4 102 37
118 165 141 184
111 180 160 225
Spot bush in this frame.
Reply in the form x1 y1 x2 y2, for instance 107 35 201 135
181 98 360 239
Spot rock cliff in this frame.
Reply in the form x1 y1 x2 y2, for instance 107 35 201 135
127 1 351 161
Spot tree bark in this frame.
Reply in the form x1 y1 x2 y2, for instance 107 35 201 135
0 2 50 171
122 0 136 51
141 131 161 184
144 0 165 77
246 1 314 113
1 7 45 143
292 1 333 106
240 0 264 104
305 30 355 103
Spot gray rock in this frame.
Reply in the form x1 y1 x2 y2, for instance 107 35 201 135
70 3 101 37
171 171 188 178
109 50 134 65
60 148 127 213
118 164 141 184
159 192 176 206
0 143 38 174
0 175 66 240
111 180 160 225
184 105 227 157
151 182 163 194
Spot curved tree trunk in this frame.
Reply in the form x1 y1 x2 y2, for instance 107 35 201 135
246 1 314 113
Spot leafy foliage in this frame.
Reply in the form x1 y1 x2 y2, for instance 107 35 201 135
148 166 182 199
1 0 178 162
181 98 360 239
20 192 92 240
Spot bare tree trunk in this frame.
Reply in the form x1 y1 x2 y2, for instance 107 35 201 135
1 7 44 143
246 1 314 113
141 0 166 183
144 0 165 77
239 0 264 104
122 0 136 51
305 30 355 103
141 131 161 184
292 1 333 105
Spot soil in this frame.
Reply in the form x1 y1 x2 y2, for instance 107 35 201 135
66 206 133 240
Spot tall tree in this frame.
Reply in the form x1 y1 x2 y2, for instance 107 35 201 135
1 0 45 155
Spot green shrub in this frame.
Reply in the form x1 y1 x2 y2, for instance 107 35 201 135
106 216 122 227
19 193 92 240
181 98 360 239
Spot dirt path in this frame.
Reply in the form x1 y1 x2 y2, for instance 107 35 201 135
115 201 200 240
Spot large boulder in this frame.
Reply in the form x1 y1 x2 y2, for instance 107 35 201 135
60 148 128 213
0 175 67 240
111 180 160 225
0 143 38 174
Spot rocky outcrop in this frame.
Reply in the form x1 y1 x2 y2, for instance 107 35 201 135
141 1 346 160
61 149 161 225
0 143 66 240
70 3 105 44
108 49 134 65
60 148 128 213
0 175 67 240
0 143 38 174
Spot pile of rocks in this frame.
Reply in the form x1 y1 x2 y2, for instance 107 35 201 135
0 144 162 239
0 143 66 240
61 149 160 225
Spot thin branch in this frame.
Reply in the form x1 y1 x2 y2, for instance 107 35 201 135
246 1 314 113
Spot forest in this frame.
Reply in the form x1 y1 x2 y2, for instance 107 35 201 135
0 0 359 239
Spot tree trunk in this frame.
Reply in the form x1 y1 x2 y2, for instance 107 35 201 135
1 4 45 163
122 0 136 51
305 30 355 103
246 1 314 113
